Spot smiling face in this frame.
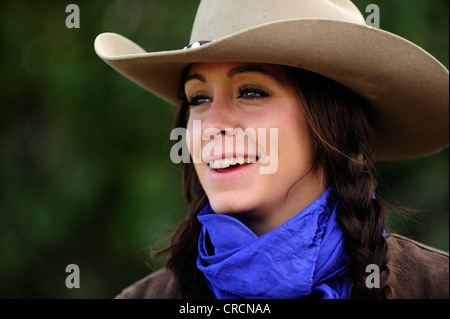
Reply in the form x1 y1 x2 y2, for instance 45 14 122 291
184 62 325 235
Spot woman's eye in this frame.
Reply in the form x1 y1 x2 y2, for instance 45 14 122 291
238 87 270 99
188 95 211 107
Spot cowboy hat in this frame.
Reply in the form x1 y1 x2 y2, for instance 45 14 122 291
94 0 449 161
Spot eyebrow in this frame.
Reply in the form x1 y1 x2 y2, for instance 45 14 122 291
227 65 281 81
185 65 282 84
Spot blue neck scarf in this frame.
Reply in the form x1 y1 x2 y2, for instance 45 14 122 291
196 186 353 299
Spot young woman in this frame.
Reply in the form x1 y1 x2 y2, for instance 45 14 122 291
95 0 449 299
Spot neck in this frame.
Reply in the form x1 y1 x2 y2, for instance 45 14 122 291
230 169 326 236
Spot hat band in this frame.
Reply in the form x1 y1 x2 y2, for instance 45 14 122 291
183 40 212 50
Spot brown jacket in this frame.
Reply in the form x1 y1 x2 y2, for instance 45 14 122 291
116 234 449 299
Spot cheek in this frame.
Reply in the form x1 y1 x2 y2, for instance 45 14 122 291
281 133 314 171
186 119 202 163
186 119 192 146
193 162 206 181
278 106 315 167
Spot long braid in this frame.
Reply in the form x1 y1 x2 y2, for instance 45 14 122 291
288 67 392 298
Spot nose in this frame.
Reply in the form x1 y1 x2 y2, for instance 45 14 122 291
201 93 237 139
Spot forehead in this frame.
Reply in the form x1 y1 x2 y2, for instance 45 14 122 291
186 62 288 82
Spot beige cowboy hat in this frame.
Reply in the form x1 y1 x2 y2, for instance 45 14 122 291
94 0 449 161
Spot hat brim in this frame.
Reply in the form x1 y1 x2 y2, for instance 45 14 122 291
95 19 449 161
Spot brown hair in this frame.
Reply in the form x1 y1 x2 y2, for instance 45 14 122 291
162 65 392 299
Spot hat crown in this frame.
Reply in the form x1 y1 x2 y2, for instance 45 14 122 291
190 0 365 43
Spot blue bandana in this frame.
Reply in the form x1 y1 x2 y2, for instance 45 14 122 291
196 186 352 299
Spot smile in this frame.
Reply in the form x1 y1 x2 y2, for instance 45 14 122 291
208 156 258 169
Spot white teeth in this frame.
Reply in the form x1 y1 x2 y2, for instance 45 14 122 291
208 156 258 169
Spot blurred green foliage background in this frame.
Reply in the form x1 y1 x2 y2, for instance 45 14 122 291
0 0 448 298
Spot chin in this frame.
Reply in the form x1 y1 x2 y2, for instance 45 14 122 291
207 192 258 216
